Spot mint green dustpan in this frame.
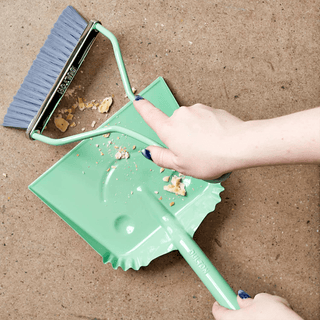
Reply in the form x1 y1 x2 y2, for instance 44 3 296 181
29 77 240 310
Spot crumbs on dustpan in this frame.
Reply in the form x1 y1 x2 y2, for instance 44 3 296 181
163 175 186 196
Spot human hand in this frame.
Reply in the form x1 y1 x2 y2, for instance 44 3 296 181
133 97 320 180
212 291 303 320
133 97 244 180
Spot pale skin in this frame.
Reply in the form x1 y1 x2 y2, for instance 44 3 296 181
133 98 320 319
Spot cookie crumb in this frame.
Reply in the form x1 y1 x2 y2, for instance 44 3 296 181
159 196 162 200
132 145 136 150
154 191 159 194
169 201 175 206
103 133 110 138
54 117 69 132
91 120 96 128
163 176 170 182
98 97 113 113
164 175 186 196
160 168 165 173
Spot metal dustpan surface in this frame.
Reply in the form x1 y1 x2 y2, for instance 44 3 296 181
29 77 239 310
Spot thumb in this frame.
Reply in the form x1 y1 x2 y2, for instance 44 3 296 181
142 146 177 170
212 301 236 320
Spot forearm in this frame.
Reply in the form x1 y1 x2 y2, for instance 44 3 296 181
231 107 320 171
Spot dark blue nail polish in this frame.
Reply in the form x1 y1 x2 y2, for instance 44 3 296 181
141 149 153 161
135 95 144 101
238 290 251 299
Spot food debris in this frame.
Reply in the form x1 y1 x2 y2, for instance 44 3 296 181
159 197 162 200
66 114 74 121
131 191 133 195
169 201 175 207
100 152 104 156
125 87 137 98
132 145 136 150
107 168 110 172
111 166 117 169
96 144 99 147
115 147 130 160
163 175 186 196
81 127 86 131
163 176 170 182
76 154 79 157
70 122 76 128
3 173 7 178
154 191 159 194
91 120 96 128
103 133 110 138
160 168 165 173
54 117 69 132
78 97 86 111
98 97 113 113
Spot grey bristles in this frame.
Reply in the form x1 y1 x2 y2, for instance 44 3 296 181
2 6 88 129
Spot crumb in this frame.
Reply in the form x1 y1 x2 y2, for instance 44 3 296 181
96 144 99 147
54 117 69 132
169 201 175 207
91 120 96 128
160 168 165 173
132 145 136 150
154 191 159 194
115 148 130 160
131 191 133 195
103 133 110 138
125 87 137 98
163 175 186 196
163 176 170 182
98 97 113 113
76 154 79 157
100 152 104 156
117 137 120 139
3 173 7 177
107 168 110 172
66 113 73 120
70 122 76 128
111 166 117 169
78 97 86 111
159 197 162 200
81 128 86 131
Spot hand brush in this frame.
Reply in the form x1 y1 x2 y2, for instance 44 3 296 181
2 6 138 145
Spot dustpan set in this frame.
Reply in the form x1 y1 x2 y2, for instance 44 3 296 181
3 6 240 311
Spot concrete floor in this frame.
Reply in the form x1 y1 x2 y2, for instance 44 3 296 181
0 1 319 319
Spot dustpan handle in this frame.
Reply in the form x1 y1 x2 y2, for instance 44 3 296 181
148 194 240 310
31 126 162 147
94 23 136 102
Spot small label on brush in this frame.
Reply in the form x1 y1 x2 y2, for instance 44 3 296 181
57 66 77 95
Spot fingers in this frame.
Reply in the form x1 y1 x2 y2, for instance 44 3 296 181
144 146 178 170
237 295 254 308
133 98 169 137
212 301 236 320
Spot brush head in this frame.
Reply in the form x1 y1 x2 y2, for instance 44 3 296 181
2 6 88 129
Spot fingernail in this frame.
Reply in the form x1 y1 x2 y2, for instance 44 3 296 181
135 95 144 101
238 290 251 299
141 149 153 161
